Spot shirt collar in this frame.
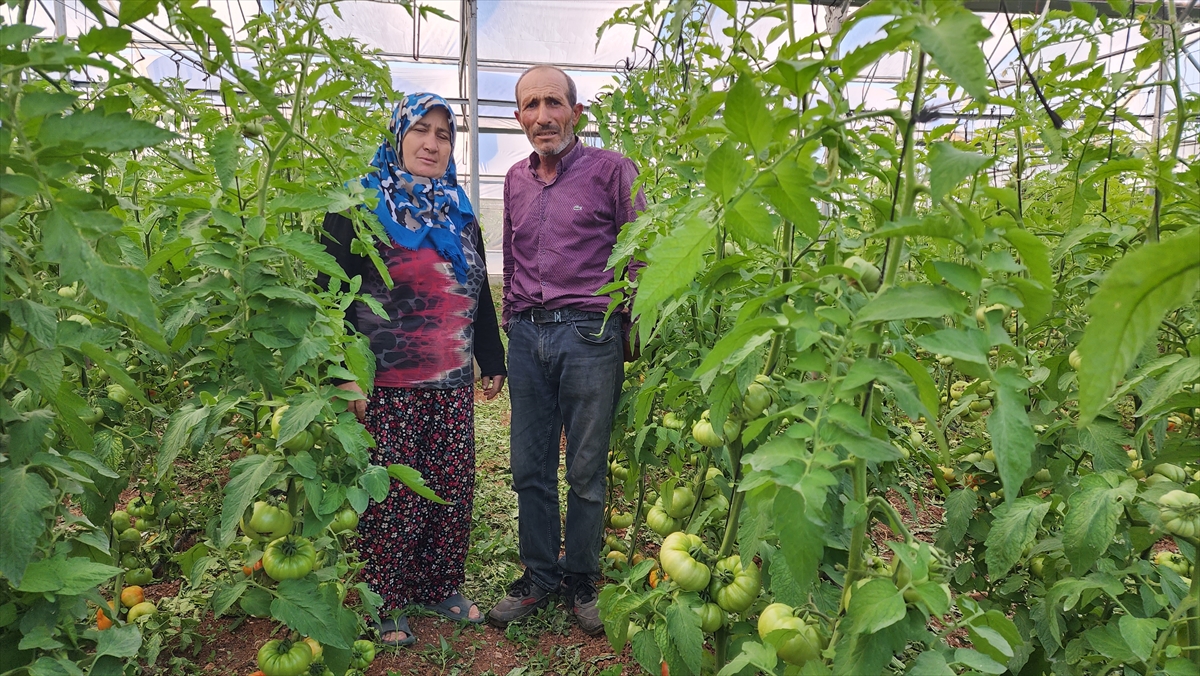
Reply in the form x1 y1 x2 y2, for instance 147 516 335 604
528 136 584 177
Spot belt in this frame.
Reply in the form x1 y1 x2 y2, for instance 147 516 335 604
517 307 606 324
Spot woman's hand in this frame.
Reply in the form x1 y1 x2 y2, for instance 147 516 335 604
337 381 368 421
479 375 505 400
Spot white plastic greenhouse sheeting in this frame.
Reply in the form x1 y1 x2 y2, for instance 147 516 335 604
7 0 1198 202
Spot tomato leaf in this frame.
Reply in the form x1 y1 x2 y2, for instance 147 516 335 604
7 300 57 349
633 216 715 317
857 285 966 323
156 405 210 481
725 192 775 247
906 651 955 676
1063 477 1135 574
773 488 822 597
716 640 777 676
928 142 991 206
846 579 907 634
218 455 279 547
723 74 772 154
631 629 662 676
0 467 56 586
1078 230 1200 424
271 578 359 649
912 8 992 102
39 110 176 152
17 556 121 595
939 489 978 548
92 624 142 659
987 373 1036 503
984 496 1049 578
665 602 703 676
386 464 449 505
704 141 747 203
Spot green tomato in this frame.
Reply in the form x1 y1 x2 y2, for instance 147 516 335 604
271 405 289 438
663 486 696 519
307 421 325 443
1154 551 1192 577
111 510 132 533
66 314 92 328
126 601 157 622
607 510 634 530
350 639 376 668
121 553 139 569
1029 557 1045 579
1158 490 1200 539
81 406 104 425
126 567 153 585
118 527 142 552
709 555 761 613
659 531 710 592
243 501 294 541
645 501 681 537
1153 463 1189 484
262 535 317 581
843 255 881 292
106 384 130 406
702 467 724 499
257 639 313 676
691 418 724 448
661 411 685 430
127 497 155 519
699 602 724 633
282 430 314 453
1068 349 1082 371
742 382 772 419
757 603 824 666
703 493 730 520
57 285 77 299
330 507 360 534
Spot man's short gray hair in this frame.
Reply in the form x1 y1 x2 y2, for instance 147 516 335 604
514 65 578 108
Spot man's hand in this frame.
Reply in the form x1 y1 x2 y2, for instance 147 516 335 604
337 381 368 421
479 375 506 400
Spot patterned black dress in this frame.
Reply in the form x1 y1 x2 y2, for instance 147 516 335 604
319 211 505 611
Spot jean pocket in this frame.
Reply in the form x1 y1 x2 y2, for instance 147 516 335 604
571 320 616 345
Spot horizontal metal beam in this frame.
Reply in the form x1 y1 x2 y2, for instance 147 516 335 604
808 0 1194 20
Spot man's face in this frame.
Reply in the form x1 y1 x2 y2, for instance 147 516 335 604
514 69 583 157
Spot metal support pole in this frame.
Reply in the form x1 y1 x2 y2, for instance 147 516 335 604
54 0 67 38
466 0 480 210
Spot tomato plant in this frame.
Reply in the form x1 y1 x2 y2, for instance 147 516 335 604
0 0 447 672
593 1 1199 674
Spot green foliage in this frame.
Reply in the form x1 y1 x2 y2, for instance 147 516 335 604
0 1 421 672
593 0 1200 673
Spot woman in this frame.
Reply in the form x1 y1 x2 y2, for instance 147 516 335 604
318 93 505 646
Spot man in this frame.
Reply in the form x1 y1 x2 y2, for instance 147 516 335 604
487 65 645 636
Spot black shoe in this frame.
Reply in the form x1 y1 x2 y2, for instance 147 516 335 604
487 569 552 627
562 575 603 636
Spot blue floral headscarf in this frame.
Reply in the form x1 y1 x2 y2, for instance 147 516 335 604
361 93 474 284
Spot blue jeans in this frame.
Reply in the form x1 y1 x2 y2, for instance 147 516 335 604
507 309 624 592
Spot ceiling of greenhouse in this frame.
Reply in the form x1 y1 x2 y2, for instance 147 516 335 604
8 0 1199 204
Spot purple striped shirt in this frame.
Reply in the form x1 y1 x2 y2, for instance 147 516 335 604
502 140 646 327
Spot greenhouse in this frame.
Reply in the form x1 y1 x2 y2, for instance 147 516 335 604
1 0 1198 674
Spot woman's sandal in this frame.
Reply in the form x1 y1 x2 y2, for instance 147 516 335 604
370 616 417 647
423 592 484 624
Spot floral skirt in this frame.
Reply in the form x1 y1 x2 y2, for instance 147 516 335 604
357 386 475 611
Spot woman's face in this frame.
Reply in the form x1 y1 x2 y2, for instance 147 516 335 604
401 107 453 179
